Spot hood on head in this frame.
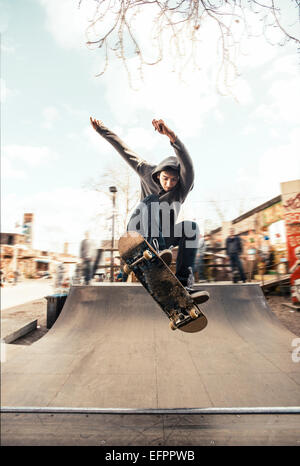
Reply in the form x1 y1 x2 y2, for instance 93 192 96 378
151 156 180 185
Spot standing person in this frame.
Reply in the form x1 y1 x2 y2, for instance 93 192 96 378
193 234 207 282
55 262 65 293
90 116 209 302
225 227 246 283
72 262 82 285
80 231 94 285
0 269 4 287
247 246 257 282
13 269 20 286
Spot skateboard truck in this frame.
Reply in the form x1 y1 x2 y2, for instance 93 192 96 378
169 306 200 331
169 291 209 331
123 249 153 275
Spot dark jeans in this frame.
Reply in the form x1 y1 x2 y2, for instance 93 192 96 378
127 194 199 285
193 252 205 280
229 253 246 282
82 259 92 285
92 249 103 278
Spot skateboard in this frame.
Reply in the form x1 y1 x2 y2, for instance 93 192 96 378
118 231 208 333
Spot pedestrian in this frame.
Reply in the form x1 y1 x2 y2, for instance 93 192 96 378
55 262 65 293
0 269 4 287
13 269 20 286
80 232 94 285
72 262 82 285
225 227 246 283
193 234 206 282
90 116 209 304
247 246 257 282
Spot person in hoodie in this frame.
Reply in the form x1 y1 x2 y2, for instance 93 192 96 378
90 116 208 297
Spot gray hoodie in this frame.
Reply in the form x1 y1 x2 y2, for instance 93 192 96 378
96 124 194 220
97 125 194 225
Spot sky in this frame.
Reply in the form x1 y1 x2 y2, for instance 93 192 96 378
1 0 300 255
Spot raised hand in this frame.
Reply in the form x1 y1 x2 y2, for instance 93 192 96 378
90 116 104 131
152 119 176 143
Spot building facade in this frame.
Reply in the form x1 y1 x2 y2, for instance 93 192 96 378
0 232 78 283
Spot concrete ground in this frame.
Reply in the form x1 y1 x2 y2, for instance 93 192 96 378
0 279 54 345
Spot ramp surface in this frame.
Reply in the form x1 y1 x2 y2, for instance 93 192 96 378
1 284 300 409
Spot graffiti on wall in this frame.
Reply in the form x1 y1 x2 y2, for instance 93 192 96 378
281 182 300 304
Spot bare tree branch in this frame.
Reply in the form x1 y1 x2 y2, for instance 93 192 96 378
79 0 299 92
84 163 140 233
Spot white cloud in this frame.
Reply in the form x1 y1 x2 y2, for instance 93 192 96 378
236 128 300 201
124 127 158 152
263 54 299 79
63 103 88 119
42 105 60 129
2 145 59 179
197 128 300 223
254 75 300 125
82 125 112 155
100 59 219 138
0 43 15 54
269 78 300 122
252 52 300 127
258 128 300 186
1 158 25 180
241 124 256 136
82 123 161 168
2 188 107 254
238 36 278 69
0 78 15 102
230 78 253 105
38 0 94 49
0 78 8 102
4 144 58 166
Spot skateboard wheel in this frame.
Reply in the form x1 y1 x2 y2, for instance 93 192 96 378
189 308 199 319
143 250 152 260
123 264 131 275
169 320 177 331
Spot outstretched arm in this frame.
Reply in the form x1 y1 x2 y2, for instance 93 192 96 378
90 117 148 175
152 118 194 195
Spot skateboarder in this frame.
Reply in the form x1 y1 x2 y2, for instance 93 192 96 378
90 116 208 300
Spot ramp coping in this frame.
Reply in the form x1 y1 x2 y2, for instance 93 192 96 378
1 406 300 415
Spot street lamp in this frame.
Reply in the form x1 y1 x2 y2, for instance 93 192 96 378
109 186 117 282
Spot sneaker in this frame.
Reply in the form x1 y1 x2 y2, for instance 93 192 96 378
158 249 172 266
177 267 195 291
185 285 195 293
189 290 210 304
187 266 195 288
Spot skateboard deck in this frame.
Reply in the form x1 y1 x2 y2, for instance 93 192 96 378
119 231 208 333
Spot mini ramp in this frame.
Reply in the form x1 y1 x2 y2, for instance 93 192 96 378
2 283 300 408
1 283 300 445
